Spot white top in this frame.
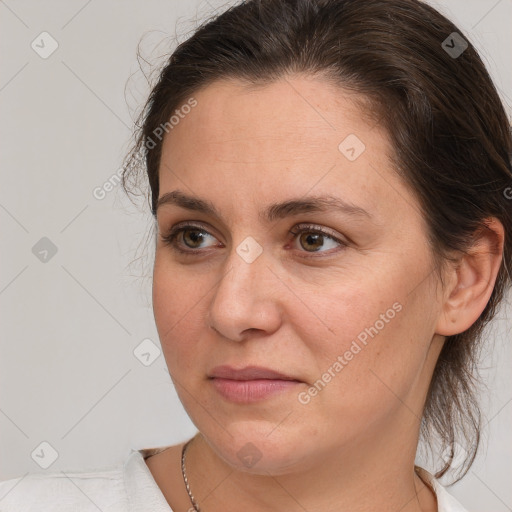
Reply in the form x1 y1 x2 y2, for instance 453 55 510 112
0 445 469 511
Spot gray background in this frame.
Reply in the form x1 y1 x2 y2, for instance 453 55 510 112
0 0 510 510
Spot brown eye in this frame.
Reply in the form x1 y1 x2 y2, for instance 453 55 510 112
289 224 347 256
298 232 326 252
160 223 219 254
181 228 208 249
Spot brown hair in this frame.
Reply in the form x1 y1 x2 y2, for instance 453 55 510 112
122 0 512 483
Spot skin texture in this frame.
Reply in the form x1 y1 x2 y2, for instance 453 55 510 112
150 75 504 512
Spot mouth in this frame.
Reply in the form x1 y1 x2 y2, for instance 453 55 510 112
208 365 303 403
208 364 300 381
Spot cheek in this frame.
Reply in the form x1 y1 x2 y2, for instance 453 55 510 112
152 260 207 370
292 264 432 403
289 266 405 360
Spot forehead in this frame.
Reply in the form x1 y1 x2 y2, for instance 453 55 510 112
170 75 375 151
158 75 416 226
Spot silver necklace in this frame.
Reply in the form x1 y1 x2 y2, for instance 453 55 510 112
181 438 202 512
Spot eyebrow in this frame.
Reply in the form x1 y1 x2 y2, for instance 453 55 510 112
156 190 373 223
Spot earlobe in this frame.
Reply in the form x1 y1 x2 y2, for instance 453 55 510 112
435 218 505 337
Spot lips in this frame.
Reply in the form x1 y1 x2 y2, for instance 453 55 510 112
208 365 302 403
208 365 300 382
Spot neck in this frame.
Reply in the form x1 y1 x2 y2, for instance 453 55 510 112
184 417 437 512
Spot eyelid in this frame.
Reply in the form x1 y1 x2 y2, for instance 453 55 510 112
162 220 222 242
290 223 345 243
167 220 215 233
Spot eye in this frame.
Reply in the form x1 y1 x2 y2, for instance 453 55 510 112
160 222 220 254
159 222 347 257
288 223 347 257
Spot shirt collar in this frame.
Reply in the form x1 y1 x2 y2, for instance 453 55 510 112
124 446 174 512
415 466 469 512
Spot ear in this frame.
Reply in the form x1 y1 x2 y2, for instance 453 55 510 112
435 218 505 337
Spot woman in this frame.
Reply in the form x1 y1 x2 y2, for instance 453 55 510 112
1 0 510 510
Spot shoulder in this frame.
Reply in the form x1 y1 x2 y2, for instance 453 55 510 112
0 464 127 512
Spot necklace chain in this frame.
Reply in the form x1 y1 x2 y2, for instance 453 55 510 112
181 437 202 512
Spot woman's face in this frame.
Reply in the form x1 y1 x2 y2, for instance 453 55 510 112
152 75 447 474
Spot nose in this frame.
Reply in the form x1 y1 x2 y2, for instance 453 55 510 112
207 245 283 342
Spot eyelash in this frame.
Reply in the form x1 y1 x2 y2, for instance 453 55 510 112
160 222 347 259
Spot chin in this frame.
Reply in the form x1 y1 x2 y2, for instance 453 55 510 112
201 424 313 475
